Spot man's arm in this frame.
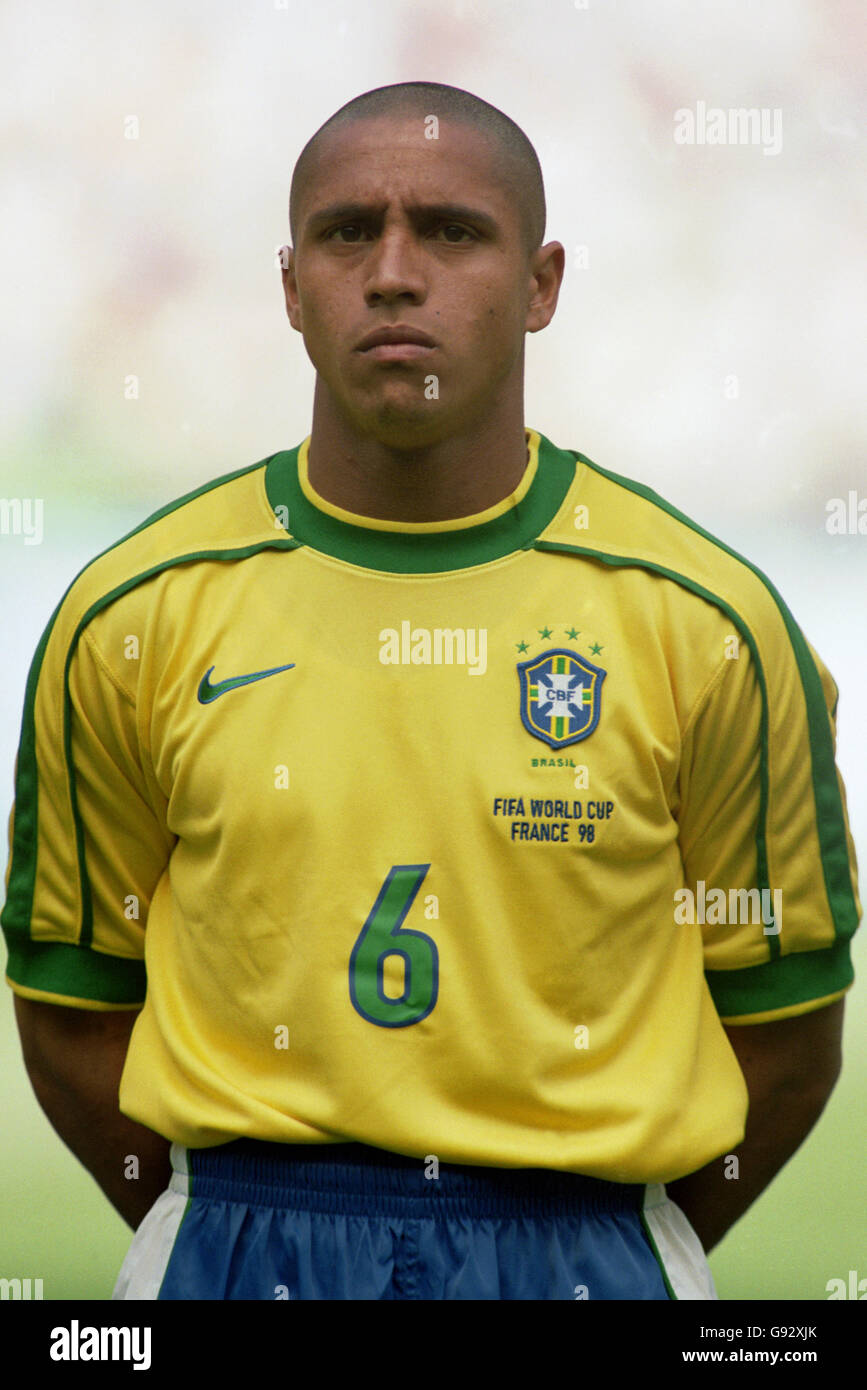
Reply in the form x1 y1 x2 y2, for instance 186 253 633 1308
14 995 171 1230
665 997 845 1253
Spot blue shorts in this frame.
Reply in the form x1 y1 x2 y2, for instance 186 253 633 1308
113 1139 717 1300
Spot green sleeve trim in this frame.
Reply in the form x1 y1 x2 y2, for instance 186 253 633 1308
5 938 146 1005
1 592 67 943
705 940 853 1017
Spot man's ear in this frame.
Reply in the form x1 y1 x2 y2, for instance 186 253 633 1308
526 240 565 335
279 245 302 332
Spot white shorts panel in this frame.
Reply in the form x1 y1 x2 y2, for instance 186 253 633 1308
111 1184 189 1301
642 1183 719 1301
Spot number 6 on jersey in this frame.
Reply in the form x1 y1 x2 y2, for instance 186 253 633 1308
349 864 438 1027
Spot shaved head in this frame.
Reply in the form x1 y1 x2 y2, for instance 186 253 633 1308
289 81 546 256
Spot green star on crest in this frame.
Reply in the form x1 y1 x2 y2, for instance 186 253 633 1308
516 640 529 653
538 626 553 639
590 641 604 655
565 627 580 640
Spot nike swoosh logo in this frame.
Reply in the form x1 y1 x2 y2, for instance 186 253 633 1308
197 663 296 704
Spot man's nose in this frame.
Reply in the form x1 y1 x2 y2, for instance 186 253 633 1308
364 227 426 303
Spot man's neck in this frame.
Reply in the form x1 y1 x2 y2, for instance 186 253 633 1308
305 393 530 524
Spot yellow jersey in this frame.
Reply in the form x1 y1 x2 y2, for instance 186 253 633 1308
2 428 860 1182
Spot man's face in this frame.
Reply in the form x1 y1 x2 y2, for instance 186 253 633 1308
283 115 560 447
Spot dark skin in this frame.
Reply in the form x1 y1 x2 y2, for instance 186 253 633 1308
282 115 565 521
13 996 170 1230
668 999 845 1250
13 994 845 1243
13 113 847 1246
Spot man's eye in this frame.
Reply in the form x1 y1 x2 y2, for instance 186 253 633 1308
324 223 474 244
437 224 474 243
327 225 366 243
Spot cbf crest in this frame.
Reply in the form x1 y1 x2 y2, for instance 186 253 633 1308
517 648 606 749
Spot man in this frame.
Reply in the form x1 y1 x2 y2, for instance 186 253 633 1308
3 81 860 1301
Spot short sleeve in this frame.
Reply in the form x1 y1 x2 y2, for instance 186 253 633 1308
677 629 860 1024
2 608 174 1009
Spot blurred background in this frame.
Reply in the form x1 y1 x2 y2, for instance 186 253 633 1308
1 0 864 1299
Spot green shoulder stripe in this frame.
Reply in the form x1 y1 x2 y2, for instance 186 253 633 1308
533 536 780 969
1 455 302 1001
568 449 859 947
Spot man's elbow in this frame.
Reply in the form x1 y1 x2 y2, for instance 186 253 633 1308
775 1021 844 1126
799 1046 843 1112
726 996 846 1119
13 994 139 1089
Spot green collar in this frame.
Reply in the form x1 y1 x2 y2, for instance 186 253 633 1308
264 428 576 573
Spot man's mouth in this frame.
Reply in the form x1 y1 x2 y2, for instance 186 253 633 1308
356 325 437 359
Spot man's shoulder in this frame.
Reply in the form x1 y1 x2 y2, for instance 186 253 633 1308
538 436 792 645
31 452 296 674
52 454 288 638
